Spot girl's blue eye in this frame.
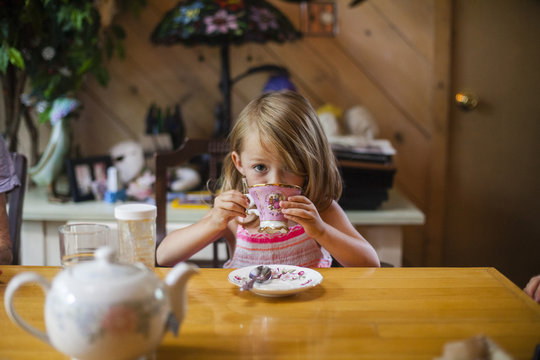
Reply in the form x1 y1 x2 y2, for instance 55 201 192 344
253 164 266 172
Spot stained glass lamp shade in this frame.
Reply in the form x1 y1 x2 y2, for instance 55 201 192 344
151 0 302 137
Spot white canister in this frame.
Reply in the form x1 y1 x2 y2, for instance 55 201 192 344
114 203 157 269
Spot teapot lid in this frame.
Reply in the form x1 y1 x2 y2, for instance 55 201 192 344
67 247 147 282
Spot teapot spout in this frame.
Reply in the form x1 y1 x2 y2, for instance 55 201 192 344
164 262 199 329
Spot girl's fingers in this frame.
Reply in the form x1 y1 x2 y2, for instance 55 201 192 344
217 191 249 208
281 197 313 210
524 275 540 300
280 196 318 218
285 195 310 204
215 200 247 216
282 207 315 221
213 191 249 218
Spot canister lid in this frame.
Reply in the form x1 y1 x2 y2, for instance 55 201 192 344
114 203 156 220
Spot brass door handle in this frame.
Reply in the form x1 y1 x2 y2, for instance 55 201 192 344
455 91 479 111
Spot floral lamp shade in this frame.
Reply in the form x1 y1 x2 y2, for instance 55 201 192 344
151 0 304 138
150 0 301 46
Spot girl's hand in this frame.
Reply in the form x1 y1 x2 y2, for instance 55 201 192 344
209 190 248 231
280 195 326 238
524 275 540 303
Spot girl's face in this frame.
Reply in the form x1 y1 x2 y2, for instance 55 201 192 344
231 132 304 188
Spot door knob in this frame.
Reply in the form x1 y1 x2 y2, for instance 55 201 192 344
455 91 479 111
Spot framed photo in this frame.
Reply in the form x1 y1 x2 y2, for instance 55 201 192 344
300 1 338 37
66 156 112 202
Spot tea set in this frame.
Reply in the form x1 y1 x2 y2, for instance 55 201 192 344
4 247 198 360
4 183 318 359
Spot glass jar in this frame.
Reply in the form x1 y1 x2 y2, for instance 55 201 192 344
114 204 156 269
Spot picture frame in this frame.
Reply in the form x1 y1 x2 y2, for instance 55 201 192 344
300 1 338 37
66 156 112 202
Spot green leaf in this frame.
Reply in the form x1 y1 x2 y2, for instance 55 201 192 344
38 106 52 124
77 58 94 76
8 48 25 70
94 67 109 87
72 12 83 30
44 74 62 98
57 7 70 25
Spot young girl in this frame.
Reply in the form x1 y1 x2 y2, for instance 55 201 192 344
156 91 380 268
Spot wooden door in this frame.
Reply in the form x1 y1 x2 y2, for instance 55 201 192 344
444 0 540 287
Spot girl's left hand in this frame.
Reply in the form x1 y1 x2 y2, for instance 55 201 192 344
524 275 540 303
280 195 326 238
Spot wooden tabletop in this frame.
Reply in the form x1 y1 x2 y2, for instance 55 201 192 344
1 266 538 360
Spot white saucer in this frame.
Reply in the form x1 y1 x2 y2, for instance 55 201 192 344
228 265 323 297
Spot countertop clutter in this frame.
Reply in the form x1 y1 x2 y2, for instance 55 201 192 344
20 186 424 267
22 186 424 225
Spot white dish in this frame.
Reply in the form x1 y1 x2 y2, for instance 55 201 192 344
228 265 323 297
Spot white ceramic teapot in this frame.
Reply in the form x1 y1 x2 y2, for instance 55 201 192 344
4 247 198 360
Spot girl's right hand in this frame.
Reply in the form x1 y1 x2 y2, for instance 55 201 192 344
208 190 248 230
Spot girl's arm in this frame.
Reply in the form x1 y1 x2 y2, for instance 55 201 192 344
282 197 380 267
156 190 247 266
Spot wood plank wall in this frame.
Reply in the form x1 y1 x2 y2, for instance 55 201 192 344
75 0 442 266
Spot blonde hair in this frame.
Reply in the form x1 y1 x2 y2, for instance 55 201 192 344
221 90 342 211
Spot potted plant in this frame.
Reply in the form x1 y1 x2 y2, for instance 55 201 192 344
0 0 145 160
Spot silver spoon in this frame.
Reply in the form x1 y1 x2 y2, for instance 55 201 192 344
240 265 272 291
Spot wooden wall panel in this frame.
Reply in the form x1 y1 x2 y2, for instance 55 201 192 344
374 0 434 63
269 37 430 206
339 2 432 134
71 0 444 266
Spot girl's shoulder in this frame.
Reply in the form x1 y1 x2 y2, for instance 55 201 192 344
320 200 349 223
320 199 344 214
320 200 361 237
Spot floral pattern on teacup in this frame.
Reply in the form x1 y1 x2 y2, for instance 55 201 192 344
267 193 284 212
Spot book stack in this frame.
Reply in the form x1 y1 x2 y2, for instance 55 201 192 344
333 140 396 210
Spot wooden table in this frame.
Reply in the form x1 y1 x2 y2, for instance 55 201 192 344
1 266 538 360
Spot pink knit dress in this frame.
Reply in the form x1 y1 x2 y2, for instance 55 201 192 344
223 224 333 268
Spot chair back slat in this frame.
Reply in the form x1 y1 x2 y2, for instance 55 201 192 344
154 138 229 267
7 153 27 265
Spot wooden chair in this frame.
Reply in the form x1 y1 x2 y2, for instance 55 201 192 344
154 138 229 267
6 153 27 265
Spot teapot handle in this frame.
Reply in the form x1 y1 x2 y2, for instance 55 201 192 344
4 272 51 345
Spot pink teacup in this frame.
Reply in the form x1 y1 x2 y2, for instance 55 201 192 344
246 183 302 234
